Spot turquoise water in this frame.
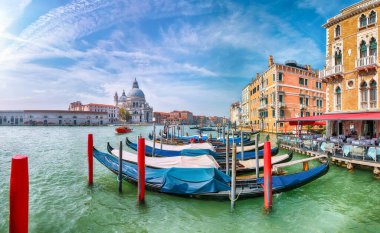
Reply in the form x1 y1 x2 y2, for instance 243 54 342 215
0 126 379 233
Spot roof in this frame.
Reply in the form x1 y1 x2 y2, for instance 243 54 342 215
24 110 108 115
277 111 380 122
87 103 117 108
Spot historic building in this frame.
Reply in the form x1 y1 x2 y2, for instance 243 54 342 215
250 55 326 132
320 0 380 136
241 84 250 126
114 78 153 123
69 101 119 123
230 102 241 126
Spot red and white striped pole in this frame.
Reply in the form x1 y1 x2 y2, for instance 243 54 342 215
9 155 29 233
263 141 272 211
88 134 93 185
138 137 146 203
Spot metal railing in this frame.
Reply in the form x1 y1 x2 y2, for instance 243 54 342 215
355 55 377 68
319 64 343 79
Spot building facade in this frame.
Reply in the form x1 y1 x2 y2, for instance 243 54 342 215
114 78 153 123
241 84 250 126
69 101 119 123
0 110 108 126
230 102 241 126
321 0 380 136
250 56 326 132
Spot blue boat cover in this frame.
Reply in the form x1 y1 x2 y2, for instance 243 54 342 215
256 163 328 189
93 148 231 194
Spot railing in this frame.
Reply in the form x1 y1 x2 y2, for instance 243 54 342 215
370 100 377 108
258 104 268 110
361 101 368 109
355 55 377 68
300 104 307 110
270 102 275 108
279 102 286 108
319 65 343 79
335 104 341 111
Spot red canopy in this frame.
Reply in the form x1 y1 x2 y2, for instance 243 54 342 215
288 121 326 126
278 112 380 123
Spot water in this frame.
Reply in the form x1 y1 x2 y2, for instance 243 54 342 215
0 126 379 233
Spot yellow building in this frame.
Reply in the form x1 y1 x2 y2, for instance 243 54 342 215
320 0 380 136
250 56 325 133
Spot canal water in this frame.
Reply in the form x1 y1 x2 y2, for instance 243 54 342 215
0 126 379 233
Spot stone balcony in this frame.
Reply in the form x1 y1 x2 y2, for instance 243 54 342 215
355 55 377 71
300 104 307 110
258 104 268 111
270 102 286 108
319 64 343 81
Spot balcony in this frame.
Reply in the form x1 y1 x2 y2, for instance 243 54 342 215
335 104 341 111
278 102 286 108
270 102 275 108
355 55 377 71
319 65 343 81
300 104 307 110
258 104 268 111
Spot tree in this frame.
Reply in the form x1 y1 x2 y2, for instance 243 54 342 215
119 107 131 123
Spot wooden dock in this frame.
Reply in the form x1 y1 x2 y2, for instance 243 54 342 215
279 144 380 178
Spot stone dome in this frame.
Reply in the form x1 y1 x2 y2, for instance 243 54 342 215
127 78 145 99
119 90 127 102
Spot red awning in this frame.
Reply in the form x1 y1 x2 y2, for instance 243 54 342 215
288 121 326 126
278 112 380 122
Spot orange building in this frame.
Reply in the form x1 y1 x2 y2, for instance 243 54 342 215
250 56 326 132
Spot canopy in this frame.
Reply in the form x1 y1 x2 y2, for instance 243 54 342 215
288 121 326 126
278 112 380 123
145 139 215 152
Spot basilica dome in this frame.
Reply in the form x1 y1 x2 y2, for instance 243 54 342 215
127 78 145 99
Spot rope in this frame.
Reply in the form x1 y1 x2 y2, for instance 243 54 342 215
228 188 243 202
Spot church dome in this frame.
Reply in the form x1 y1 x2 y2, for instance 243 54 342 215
119 90 127 102
127 78 145 99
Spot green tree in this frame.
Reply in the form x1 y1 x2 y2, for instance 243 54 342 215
119 107 131 123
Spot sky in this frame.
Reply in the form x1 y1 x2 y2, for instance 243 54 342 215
0 0 359 116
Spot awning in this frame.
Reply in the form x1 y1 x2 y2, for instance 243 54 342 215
278 112 380 123
288 121 326 126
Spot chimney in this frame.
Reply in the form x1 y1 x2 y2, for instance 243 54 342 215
307 65 312 72
268 55 274 67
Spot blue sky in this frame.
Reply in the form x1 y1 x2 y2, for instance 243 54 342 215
0 0 358 116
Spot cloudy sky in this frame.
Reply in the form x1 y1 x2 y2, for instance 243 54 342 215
0 0 358 116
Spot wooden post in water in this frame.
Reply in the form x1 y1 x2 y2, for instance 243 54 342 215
137 138 146 203
9 155 29 233
255 133 260 179
225 129 230 175
303 161 309 171
87 134 93 185
231 143 237 211
118 141 123 192
263 141 272 211
152 122 156 157
240 129 244 160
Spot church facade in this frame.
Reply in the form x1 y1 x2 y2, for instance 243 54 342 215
114 78 153 123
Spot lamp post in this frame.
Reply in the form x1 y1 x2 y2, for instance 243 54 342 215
152 117 156 157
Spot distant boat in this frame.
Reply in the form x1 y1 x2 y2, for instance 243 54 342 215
199 127 215 131
190 125 199 129
115 126 132 134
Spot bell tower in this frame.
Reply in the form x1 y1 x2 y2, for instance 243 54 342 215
114 92 118 106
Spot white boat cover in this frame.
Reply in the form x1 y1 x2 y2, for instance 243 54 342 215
238 153 290 169
235 143 264 153
111 149 220 169
145 140 215 152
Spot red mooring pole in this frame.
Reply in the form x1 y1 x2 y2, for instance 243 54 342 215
138 137 146 203
263 141 272 210
88 134 93 185
9 155 29 233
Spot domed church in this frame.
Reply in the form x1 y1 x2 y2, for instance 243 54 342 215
114 78 153 123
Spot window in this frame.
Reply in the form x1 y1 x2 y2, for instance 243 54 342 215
369 11 376 24
299 77 304 85
370 38 377 56
279 94 284 103
335 25 341 37
306 112 310 117
305 79 308 86
280 110 285 117
360 14 367 27
305 97 309 106
316 82 322 89
360 40 367 58
360 81 368 109
301 111 304 117
300 96 304 104
273 74 276 81
335 86 342 110
335 49 342 65
278 72 283 81
272 110 276 117
370 80 377 108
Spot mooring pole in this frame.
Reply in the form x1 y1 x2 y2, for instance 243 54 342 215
152 122 156 157
231 143 237 211
138 137 146 203
222 123 226 143
87 134 93 185
264 141 272 211
118 141 123 192
9 155 29 233
255 133 259 179
225 127 230 175
240 129 244 160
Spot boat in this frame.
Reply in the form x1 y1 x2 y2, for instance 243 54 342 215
125 137 278 159
189 126 199 129
199 127 215 131
93 148 329 199
115 126 132 134
107 143 220 169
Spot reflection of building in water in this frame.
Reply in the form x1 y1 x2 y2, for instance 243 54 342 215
114 78 153 123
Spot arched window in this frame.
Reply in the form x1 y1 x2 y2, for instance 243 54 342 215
360 81 368 109
369 11 376 24
335 25 341 37
360 40 367 58
360 14 367 27
370 38 377 56
335 86 342 110
370 80 377 108
335 49 342 65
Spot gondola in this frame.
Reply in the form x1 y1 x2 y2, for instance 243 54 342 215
93 148 329 199
126 137 279 159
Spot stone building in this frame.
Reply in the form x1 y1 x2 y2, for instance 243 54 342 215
68 101 119 123
230 102 241 126
114 78 153 123
250 55 326 132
